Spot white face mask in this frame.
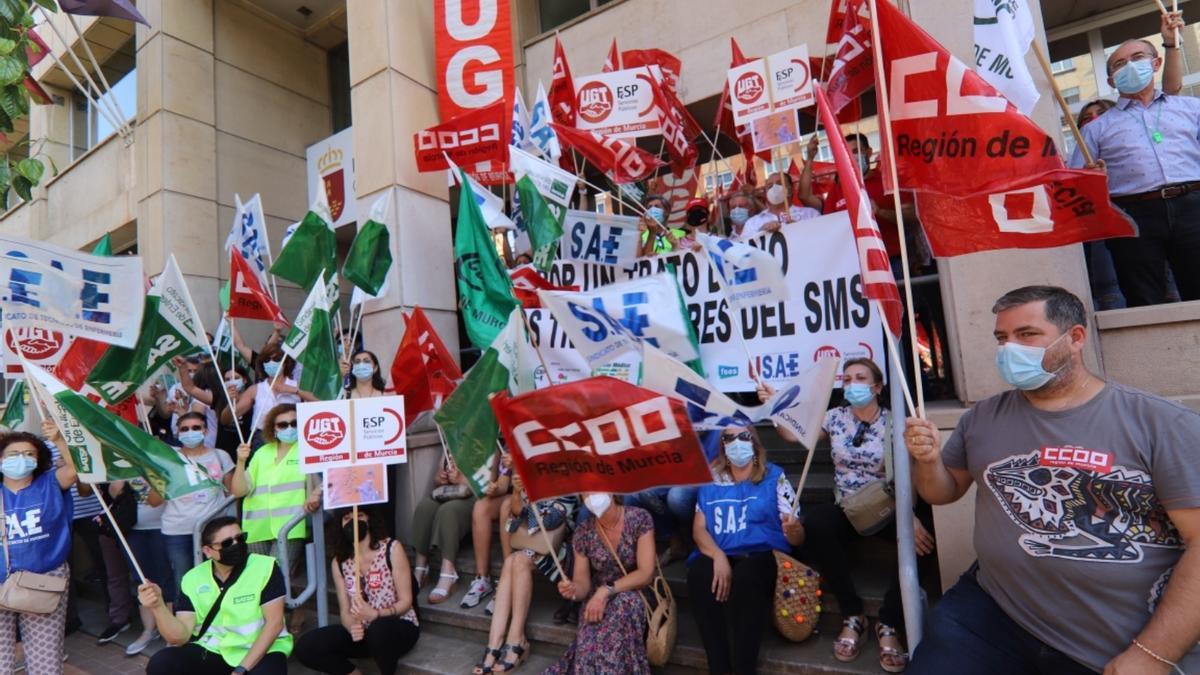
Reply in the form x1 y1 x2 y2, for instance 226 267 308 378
766 184 786 206
584 493 613 518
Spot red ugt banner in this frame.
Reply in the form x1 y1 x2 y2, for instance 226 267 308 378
434 0 514 121
492 377 714 503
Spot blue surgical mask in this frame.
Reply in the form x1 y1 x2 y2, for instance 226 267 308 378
177 430 206 449
995 333 1068 391
1114 59 1154 95
351 363 375 381
263 360 280 377
226 377 245 393
2 455 35 479
724 439 755 467
276 427 298 444
844 382 875 408
730 207 750 225
646 206 665 224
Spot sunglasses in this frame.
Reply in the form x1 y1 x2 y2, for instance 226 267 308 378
178 425 205 433
210 532 247 549
721 431 753 443
852 421 870 447
275 420 298 429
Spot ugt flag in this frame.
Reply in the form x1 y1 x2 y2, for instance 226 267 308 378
229 249 287 324
27 361 218 499
492 376 713 503
972 0 1039 115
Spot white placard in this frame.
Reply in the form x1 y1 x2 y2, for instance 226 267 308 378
307 127 357 228
768 45 815 112
298 395 408 473
573 66 663 139
727 60 772 126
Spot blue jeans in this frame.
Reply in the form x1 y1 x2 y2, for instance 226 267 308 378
624 487 698 538
127 529 175 604
163 534 196 600
909 565 1095 675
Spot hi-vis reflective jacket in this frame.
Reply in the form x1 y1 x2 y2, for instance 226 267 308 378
180 553 293 666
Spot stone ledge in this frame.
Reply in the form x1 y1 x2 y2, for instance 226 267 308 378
1095 300 1200 331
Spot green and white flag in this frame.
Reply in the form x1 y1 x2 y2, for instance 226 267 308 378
270 195 336 291
282 272 338 361
433 308 534 496
26 361 218 499
86 256 207 404
343 192 394 297
1 380 26 430
291 275 341 401
515 175 563 273
455 169 518 349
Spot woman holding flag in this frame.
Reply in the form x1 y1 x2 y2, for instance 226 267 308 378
0 421 79 674
340 349 387 399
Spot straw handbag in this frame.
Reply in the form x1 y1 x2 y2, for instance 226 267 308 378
598 518 677 666
772 550 822 642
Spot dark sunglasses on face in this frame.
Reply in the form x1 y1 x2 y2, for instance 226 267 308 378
722 430 753 443
275 420 298 429
211 532 247 549
852 421 870 447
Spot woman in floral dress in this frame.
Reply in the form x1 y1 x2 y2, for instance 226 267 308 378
545 493 656 675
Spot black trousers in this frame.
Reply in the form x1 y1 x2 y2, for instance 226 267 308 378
801 502 904 627
294 617 420 675
146 643 288 675
67 516 106 625
1108 191 1200 306
686 550 776 675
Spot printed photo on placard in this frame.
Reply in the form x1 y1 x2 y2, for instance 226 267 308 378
751 109 801 154
323 463 389 510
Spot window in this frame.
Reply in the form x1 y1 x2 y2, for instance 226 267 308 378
328 42 351 133
720 171 733 188
69 37 135 161
1050 57 1075 73
704 174 715 192
539 0 613 32
1062 86 1081 104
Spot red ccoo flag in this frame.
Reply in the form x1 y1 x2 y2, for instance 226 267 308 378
228 249 288 324
816 86 903 338
551 123 665 184
509 266 578 309
825 0 873 115
390 307 463 424
548 36 576 127
647 69 698 176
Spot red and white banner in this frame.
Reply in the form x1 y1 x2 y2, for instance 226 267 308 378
621 48 682 94
228 250 287 324
714 38 771 164
549 36 576 127
390 307 463 423
875 0 1062 196
573 67 663 139
3 326 71 379
509 266 578 309
492 377 713 502
825 0 872 115
551 123 664 184
602 38 621 73
727 44 815 126
297 396 408 473
914 170 1137 256
434 0 514 121
648 71 698 175
413 101 509 173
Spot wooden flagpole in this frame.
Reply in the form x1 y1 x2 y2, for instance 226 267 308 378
1030 41 1094 166
867 0 926 417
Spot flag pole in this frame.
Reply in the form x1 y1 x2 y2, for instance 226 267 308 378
867 0 926 417
528 496 569 580
701 254 764 388
35 8 128 140
1172 0 1182 50
1030 41 1094 166
62 11 133 138
94 490 147 583
348 399 362 588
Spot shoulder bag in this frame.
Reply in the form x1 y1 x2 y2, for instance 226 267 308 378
597 516 677 667
0 487 68 614
837 414 897 536
509 503 568 555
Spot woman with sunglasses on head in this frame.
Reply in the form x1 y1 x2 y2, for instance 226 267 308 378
231 403 322 634
140 515 292 674
688 425 804 675
759 358 933 672
294 507 419 675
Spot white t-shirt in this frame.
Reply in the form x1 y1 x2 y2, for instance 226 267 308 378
160 448 235 536
736 205 820 241
129 477 164 531
251 379 301 430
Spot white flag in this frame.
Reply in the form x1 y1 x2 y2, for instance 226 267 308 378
973 0 1039 115
509 146 576 222
446 154 516 231
529 82 562 160
224 193 271 286
697 233 788 307
282 269 331 360
510 85 537 155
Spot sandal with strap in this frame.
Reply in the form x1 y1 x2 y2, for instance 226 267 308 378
413 564 429 588
472 645 503 675
833 615 868 662
876 622 909 673
428 572 459 605
492 641 530 673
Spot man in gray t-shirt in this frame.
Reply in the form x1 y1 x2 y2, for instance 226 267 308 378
904 286 1200 674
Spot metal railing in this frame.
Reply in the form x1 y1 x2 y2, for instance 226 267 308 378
190 495 239 566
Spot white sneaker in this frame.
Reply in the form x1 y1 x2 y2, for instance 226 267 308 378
126 630 159 656
461 576 495 609
485 597 495 616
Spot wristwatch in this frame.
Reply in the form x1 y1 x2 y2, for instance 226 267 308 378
233 667 247 675
605 582 616 595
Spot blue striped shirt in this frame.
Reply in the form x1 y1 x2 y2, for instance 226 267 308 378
1073 90 1200 195
47 443 102 520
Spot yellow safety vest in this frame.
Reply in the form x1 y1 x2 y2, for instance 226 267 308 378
180 553 293 666
242 442 307 543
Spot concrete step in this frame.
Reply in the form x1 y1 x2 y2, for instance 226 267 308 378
397 629 560 674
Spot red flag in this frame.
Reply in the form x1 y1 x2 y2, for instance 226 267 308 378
53 337 110 392
434 0 514 121
492 376 713 502
602 38 620 73
816 86 902 338
390 307 463 424
228 250 287 324
647 70 698 176
25 28 49 67
551 123 665 184
621 48 682 94
874 0 1062 197
913 170 1136 257
509 267 578 309
826 0 873 115
549 36 576 127
413 101 510 173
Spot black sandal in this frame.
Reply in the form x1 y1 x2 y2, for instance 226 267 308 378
472 645 503 675
493 641 530 673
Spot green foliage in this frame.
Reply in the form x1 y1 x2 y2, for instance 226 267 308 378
0 0 58 206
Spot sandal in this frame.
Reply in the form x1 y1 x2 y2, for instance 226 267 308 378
492 641 530 673
833 615 867 662
876 622 909 673
428 572 459 604
472 645 503 675
413 564 429 588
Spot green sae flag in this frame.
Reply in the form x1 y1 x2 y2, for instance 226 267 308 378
270 197 337 291
91 233 112 256
87 256 207 404
294 278 341 401
515 175 563 273
1 380 26 430
455 169 517 348
343 193 393 297
26 361 218 499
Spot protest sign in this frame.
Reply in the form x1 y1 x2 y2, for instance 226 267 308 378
3 325 71 379
573 66 663 139
323 464 389 510
558 210 643 267
298 396 408 473
492 376 713 502
727 44 815 125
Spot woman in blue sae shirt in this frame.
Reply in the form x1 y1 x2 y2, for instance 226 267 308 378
0 420 79 675
688 426 804 675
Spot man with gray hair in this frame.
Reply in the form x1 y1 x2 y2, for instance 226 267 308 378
904 285 1200 674
1072 11 1200 307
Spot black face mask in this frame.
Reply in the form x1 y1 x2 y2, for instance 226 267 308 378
686 209 708 227
218 541 249 568
343 522 368 543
